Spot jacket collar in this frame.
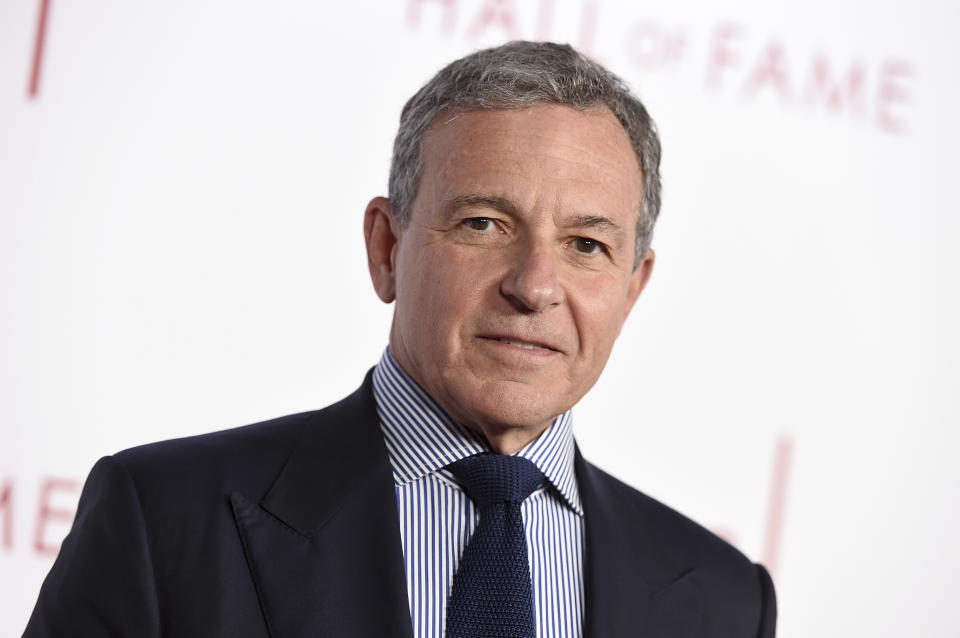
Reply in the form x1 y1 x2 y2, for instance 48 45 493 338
230 370 414 638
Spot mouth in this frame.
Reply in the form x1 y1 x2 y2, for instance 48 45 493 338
478 335 562 354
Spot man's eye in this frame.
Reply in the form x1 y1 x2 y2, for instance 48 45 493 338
571 237 605 255
463 217 494 231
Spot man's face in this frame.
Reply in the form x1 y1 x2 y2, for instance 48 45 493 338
369 104 654 438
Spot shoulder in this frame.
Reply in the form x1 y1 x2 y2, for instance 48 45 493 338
583 460 747 564
103 369 378 511
578 458 776 634
106 410 322 507
113 410 317 471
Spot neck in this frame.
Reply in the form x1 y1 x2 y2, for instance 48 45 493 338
471 423 551 455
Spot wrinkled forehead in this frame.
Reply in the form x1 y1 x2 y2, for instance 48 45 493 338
415 105 644 218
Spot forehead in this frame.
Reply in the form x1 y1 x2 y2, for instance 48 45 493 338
415 105 643 221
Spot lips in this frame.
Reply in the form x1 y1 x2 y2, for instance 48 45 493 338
477 334 563 353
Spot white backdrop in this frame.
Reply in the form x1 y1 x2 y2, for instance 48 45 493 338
3 1 959 636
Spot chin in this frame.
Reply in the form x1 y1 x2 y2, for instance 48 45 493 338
455 380 569 432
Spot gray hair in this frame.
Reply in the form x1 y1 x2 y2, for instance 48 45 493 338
388 41 662 268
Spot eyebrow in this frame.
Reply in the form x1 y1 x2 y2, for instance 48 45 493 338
441 194 519 219
566 214 623 235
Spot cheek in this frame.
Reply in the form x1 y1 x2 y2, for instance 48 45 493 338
412 251 484 337
440 246 497 294
571 277 631 351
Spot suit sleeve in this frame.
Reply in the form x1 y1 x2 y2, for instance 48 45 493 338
754 563 777 638
23 456 162 638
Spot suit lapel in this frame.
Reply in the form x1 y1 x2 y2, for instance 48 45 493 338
577 451 703 638
231 371 413 638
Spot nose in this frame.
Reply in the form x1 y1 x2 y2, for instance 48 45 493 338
499 243 564 312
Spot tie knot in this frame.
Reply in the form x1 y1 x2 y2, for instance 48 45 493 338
447 454 545 508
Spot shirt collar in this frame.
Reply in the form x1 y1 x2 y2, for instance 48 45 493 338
372 347 583 516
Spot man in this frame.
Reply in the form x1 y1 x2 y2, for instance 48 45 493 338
25 42 776 637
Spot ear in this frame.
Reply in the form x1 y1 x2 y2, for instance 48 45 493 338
364 196 400 303
618 248 655 332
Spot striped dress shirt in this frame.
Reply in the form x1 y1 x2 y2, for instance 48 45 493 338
372 348 585 638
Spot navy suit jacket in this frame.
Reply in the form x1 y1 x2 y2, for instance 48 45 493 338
25 371 776 637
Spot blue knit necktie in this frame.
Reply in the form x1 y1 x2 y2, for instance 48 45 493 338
445 453 544 638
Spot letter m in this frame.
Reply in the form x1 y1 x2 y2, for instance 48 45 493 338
804 56 867 116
